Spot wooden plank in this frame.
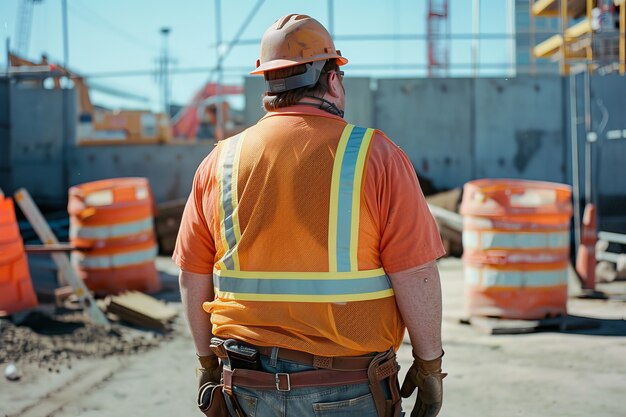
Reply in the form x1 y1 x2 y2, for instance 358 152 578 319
14 188 109 326
598 231 626 245
106 291 178 330
428 204 463 233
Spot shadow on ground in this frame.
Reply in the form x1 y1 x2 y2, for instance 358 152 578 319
560 314 626 336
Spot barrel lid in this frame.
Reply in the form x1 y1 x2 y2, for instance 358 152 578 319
460 179 572 217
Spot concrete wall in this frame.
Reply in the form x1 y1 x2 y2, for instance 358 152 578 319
375 76 566 189
243 76 265 125
70 143 214 203
9 85 75 208
375 78 474 189
474 77 565 182
3 75 623 231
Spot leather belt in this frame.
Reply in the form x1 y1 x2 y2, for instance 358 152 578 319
254 345 374 371
223 367 370 392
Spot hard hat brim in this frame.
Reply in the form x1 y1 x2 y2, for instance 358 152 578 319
250 55 348 75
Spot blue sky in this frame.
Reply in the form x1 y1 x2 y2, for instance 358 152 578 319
1 0 512 111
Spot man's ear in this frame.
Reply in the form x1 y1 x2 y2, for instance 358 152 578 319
326 72 341 98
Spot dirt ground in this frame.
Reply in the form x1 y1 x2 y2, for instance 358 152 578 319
2 257 625 417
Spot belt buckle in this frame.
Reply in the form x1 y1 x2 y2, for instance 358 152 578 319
275 373 291 391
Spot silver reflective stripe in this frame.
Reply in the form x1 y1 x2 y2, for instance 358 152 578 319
463 231 569 250
462 231 479 250
465 266 568 287
76 246 158 269
214 272 391 296
464 267 481 286
71 218 153 240
219 134 243 270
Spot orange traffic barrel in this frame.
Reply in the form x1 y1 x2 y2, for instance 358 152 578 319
0 196 38 315
68 178 161 295
460 179 572 319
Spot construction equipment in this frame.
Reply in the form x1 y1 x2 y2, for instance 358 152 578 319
171 82 244 140
427 0 450 77
8 53 172 144
13 188 109 325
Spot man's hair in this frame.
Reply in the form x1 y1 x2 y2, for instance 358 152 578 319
262 60 339 111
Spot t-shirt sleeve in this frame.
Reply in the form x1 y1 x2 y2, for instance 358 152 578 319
172 150 218 274
377 143 446 273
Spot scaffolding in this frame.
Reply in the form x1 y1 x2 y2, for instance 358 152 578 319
530 0 625 75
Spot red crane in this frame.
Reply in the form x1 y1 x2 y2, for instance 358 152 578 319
427 0 450 77
171 82 243 140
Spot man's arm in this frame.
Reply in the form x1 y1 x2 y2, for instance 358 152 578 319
390 260 445 417
179 270 214 356
389 260 442 359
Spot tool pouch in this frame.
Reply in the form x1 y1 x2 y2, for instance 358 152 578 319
197 381 229 417
368 348 402 417
223 339 261 371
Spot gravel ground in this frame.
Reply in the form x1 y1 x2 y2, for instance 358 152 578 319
0 307 172 381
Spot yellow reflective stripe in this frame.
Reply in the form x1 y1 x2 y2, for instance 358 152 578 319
350 128 374 271
230 131 246 270
328 124 354 273
216 143 229 271
215 267 387 280
215 288 394 303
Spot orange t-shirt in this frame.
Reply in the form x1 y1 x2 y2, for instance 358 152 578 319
173 105 445 356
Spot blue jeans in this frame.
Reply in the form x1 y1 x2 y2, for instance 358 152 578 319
224 352 399 417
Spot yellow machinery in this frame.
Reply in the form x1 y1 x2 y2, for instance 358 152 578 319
9 53 172 144
530 0 625 75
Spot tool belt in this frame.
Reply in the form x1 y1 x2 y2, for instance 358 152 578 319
210 337 401 417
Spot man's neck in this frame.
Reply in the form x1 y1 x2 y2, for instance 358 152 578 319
297 96 344 118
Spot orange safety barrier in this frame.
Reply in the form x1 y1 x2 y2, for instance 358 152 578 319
575 203 597 290
68 178 161 295
0 197 38 315
460 179 572 319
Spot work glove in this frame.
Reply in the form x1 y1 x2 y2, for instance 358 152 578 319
400 350 447 417
197 354 222 388
197 354 227 416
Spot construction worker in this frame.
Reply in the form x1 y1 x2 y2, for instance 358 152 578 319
174 14 446 417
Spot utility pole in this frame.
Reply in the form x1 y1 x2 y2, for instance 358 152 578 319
506 0 515 76
472 0 481 77
328 0 334 37
61 0 70 193
214 0 224 141
159 27 171 115
62 0 69 69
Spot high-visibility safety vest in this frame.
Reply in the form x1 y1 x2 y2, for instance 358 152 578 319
212 124 394 303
